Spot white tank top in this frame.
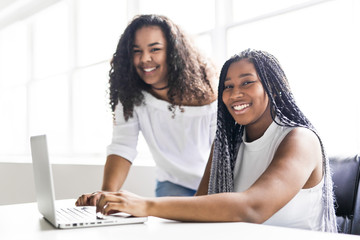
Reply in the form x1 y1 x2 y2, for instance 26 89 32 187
233 120 324 231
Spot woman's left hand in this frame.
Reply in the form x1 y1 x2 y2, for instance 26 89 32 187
96 190 150 217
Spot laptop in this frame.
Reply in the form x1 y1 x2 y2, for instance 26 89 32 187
30 134 148 229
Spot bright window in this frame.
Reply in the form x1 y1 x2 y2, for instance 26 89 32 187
32 1 69 79
0 0 359 163
138 0 216 34
72 63 112 154
232 0 311 22
28 74 70 154
0 22 28 155
227 0 360 155
76 0 127 66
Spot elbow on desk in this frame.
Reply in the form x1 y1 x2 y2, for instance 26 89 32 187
227 196 270 224
229 208 266 224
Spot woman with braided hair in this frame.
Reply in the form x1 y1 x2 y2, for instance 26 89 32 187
76 14 218 201
84 49 338 232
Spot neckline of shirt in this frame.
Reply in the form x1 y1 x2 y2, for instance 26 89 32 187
241 119 282 151
142 91 217 116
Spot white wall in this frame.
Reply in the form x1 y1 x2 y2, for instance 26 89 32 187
0 163 156 205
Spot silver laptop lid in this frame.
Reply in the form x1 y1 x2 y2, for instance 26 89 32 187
30 134 148 229
30 135 57 226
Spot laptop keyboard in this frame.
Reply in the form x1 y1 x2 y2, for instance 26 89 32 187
56 207 96 222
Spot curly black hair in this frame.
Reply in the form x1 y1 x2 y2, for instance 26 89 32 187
109 14 217 120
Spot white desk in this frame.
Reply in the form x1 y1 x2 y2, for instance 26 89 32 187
1 201 357 240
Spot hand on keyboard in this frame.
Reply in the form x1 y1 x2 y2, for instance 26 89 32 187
76 191 108 206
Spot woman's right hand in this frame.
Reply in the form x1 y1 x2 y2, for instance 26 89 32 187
75 191 107 206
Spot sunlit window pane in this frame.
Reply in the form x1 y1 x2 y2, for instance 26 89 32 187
194 33 213 59
72 63 112 154
232 0 311 22
77 0 127 66
28 75 69 154
0 0 359 163
0 86 27 155
227 0 360 155
138 0 215 34
32 2 69 79
0 22 28 86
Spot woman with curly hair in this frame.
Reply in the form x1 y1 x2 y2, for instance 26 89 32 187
76 14 218 201
87 49 338 232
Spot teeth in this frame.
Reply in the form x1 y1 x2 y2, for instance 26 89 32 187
233 104 249 111
143 67 156 72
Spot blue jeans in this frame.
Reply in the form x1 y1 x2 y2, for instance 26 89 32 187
155 180 197 197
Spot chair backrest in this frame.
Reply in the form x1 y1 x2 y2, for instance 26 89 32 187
329 155 360 235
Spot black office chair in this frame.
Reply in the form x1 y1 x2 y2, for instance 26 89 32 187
329 154 360 235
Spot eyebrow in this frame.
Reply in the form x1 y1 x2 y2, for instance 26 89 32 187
133 42 163 48
225 73 254 81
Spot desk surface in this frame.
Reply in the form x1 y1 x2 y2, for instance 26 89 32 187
0 201 357 240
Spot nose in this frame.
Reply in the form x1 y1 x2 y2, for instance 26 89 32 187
230 87 244 100
140 51 152 63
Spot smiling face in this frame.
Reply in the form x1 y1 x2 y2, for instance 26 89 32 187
222 59 271 132
132 26 169 89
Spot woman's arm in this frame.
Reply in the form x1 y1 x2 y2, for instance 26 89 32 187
97 128 323 223
102 155 132 192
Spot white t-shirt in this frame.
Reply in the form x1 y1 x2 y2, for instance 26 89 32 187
107 91 217 190
233 120 324 231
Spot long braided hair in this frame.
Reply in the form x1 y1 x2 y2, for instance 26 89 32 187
208 49 337 232
109 14 217 121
